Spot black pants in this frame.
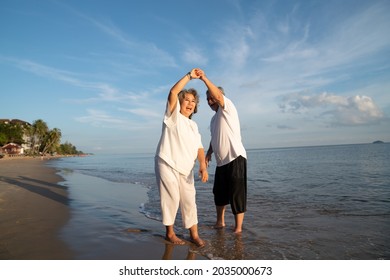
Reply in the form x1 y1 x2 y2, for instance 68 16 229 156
213 156 247 214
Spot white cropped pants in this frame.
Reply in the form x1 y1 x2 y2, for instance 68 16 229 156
155 157 198 229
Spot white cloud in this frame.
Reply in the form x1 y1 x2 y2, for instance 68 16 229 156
279 92 385 126
208 1 390 133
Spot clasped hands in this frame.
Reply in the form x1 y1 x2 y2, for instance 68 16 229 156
188 68 205 80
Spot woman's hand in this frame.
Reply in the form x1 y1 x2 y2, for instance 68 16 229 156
189 68 201 79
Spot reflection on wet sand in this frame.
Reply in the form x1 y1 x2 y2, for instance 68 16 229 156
162 244 196 260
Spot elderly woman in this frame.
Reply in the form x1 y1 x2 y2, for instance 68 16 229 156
155 68 208 247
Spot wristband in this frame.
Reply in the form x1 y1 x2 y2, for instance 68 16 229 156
187 72 192 80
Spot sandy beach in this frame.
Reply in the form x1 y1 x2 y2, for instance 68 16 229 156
0 157 72 259
0 157 207 260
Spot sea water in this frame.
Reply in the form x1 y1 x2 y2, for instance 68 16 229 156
50 143 390 259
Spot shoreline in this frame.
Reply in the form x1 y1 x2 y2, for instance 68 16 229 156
0 158 73 259
57 167 208 260
0 157 208 260
0 154 86 160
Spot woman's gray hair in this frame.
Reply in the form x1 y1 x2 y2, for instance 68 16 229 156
178 88 199 119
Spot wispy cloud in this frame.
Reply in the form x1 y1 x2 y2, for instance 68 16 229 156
8 57 85 87
209 1 390 126
2 56 125 100
181 46 208 65
75 109 155 130
67 89 145 105
1 56 151 105
2 0 389 151
276 124 297 130
217 1 389 74
118 108 161 119
75 109 126 126
76 12 177 68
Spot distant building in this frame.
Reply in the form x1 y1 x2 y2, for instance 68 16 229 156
1 143 24 155
0 118 32 154
0 119 31 126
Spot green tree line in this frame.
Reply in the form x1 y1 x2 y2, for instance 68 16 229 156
0 119 83 155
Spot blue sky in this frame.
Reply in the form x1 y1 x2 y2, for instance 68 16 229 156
1 0 389 154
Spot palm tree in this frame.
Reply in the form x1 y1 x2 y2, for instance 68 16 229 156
41 128 62 155
28 119 49 155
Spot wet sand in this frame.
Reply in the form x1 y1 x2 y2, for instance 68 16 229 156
0 157 206 260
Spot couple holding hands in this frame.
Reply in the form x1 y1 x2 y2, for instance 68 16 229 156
155 68 247 247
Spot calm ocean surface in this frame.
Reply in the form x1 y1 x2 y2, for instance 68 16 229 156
49 143 390 259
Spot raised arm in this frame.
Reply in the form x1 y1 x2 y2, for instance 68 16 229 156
168 69 199 113
196 69 225 108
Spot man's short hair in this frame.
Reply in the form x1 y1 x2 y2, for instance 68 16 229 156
206 86 225 96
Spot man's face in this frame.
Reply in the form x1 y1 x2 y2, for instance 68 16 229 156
206 93 218 112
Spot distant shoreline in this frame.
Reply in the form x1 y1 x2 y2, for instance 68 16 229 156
0 154 89 160
246 141 388 152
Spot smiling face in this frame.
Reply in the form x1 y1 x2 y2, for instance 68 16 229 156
206 92 219 112
206 87 224 112
178 89 199 119
180 93 196 118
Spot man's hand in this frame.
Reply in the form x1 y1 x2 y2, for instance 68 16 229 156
190 68 202 79
195 68 205 80
205 153 212 168
199 168 208 182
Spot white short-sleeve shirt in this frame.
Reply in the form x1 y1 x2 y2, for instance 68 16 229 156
210 96 247 167
156 101 203 176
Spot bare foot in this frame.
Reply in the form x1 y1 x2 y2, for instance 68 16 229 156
214 223 225 229
233 227 242 234
191 237 206 247
166 234 186 245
